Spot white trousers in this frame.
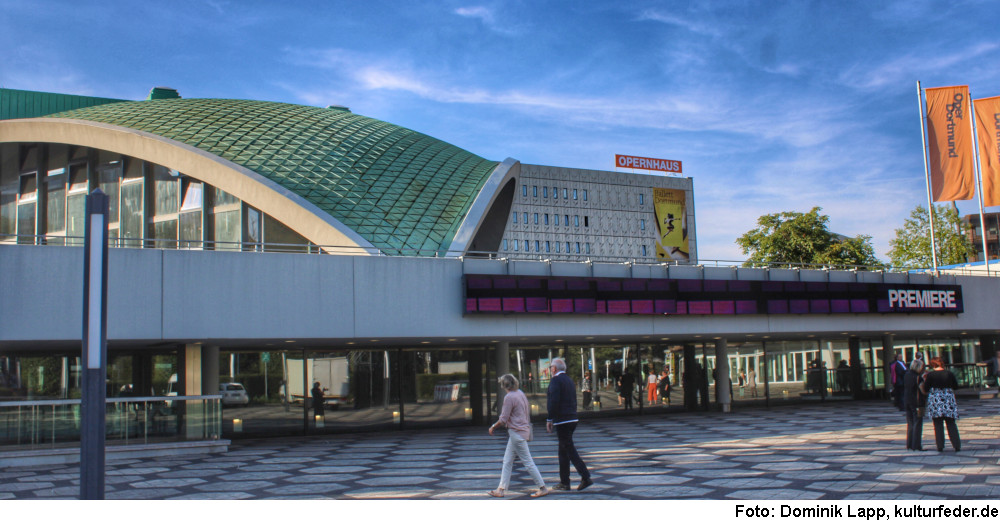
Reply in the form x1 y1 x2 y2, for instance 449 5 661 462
499 431 546 490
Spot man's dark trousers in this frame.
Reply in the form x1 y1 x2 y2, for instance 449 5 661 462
556 422 590 485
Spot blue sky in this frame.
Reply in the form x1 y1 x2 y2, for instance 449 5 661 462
3 0 999 261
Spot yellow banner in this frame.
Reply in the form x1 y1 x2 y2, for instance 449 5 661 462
926 86 975 201
975 96 1000 207
653 188 689 261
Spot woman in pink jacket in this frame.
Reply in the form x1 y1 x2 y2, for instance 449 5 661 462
488 374 548 498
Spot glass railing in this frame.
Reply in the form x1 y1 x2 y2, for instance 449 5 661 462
0 395 222 451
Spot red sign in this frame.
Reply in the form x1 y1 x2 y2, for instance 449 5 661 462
615 154 682 173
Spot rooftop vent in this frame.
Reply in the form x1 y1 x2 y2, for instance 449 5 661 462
326 105 351 112
147 87 181 100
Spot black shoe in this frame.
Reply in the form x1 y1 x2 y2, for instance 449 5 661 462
553 483 571 491
577 478 593 491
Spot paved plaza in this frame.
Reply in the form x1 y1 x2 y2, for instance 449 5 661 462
1 399 998 500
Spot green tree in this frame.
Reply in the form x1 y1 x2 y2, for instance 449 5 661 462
736 207 883 268
887 204 974 268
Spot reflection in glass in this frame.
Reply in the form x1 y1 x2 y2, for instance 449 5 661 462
213 209 240 250
98 161 121 224
66 194 85 245
178 211 202 249
46 168 66 233
120 181 143 247
153 220 178 248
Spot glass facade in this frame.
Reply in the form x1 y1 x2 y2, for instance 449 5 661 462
0 142 312 251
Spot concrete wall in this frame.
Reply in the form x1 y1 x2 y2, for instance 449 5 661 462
1 245 997 347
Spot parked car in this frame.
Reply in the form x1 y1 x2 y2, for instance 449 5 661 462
219 382 250 406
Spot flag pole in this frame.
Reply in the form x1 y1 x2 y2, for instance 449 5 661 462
917 81 940 275
970 95 991 275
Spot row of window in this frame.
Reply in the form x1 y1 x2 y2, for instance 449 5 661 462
513 212 590 228
503 239 592 255
521 184 648 206
522 184 588 201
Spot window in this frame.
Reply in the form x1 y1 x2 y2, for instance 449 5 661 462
639 193 645 205
563 188 568 199
533 186 538 197
642 245 647 256
575 242 580 254
584 216 589 227
555 242 560 253
585 242 591 254
564 215 569 226
640 219 645 231
512 213 517 224
533 213 538 225
553 188 558 200
553 214 559 226
503 239 508 251
543 187 548 198
545 241 550 252
574 215 579 227
523 212 528 224
583 189 588 201
573 189 578 200
45 167 66 234
566 242 571 253
524 240 529 251
544 214 549 225
513 240 519 251
534 240 539 252
522 185 527 197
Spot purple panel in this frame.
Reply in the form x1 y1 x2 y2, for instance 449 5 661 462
678 279 702 292
597 280 622 292
810 300 830 313
762 281 784 292
526 297 549 312
789 299 809 314
674 301 688 314
704 279 727 292
518 278 542 289
551 299 574 313
767 300 789 314
806 282 827 293
876 299 892 312
632 300 654 314
479 298 502 312
493 277 516 289
595 301 607 314
689 301 712 314
735 300 758 314
850 299 870 312
547 278 566 291
712 301 735 315
467 277 492 289
785 282 805 292
828 282 847 292
647 279 671 292
623 279 646 292
466 298 478 312
608 300 631 314
575 298 597 313
729 280 752 292
502 297 525 312
848 283 869 293
654 299 676 314
566 279 590 291
831 299 850 313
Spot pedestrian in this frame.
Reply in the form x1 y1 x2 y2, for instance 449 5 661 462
547 358 593 491
658 367 671 405
903 358 926 451
891 352 907 411
311 381 326 418
980 350 1000 388
488 374 548 498
921 357 961 452
646 366 659 405
581 371 592 411
619 370 634 410
748 366 758 397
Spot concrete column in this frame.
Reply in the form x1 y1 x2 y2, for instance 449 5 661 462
881 335 895 397
714 338 732 412
848 337 862 400
468 349 484 425
495 342 510 414
202 345 219 397
183 344 203 440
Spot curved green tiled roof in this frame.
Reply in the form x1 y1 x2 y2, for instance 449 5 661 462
46 98 499 254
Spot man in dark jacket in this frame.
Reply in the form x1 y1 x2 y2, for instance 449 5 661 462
547 358 593 491
903 359 926 451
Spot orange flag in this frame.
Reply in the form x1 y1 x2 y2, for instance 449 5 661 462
975 96 1000 207
926 86 975 201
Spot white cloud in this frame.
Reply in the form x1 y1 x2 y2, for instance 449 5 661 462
839 42 1000 91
